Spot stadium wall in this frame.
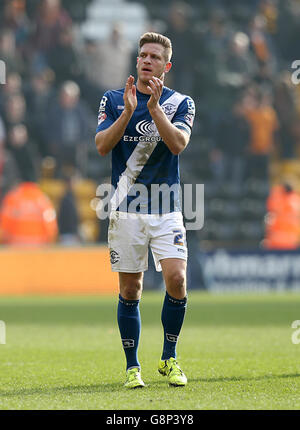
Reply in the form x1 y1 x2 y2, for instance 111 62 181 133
2 246 300 294
0 246 118 295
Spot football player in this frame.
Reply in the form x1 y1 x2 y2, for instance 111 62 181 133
95 32 195 388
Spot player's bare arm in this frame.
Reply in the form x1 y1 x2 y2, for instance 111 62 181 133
95 76 137 156
147 76 190 155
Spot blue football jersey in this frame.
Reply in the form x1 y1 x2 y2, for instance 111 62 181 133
96 86 195 214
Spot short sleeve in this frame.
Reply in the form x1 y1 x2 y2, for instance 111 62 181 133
96 91 115 133
172 97 195 136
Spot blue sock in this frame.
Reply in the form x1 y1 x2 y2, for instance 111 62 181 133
161 292 187 360
117 294 141 370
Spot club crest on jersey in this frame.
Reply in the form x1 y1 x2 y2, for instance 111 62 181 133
161 103 177 116
136 120 158 136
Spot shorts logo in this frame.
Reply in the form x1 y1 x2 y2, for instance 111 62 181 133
122 339 134 348
166 333 178 342
110 250 120 264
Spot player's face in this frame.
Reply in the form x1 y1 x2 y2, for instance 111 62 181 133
137 43 171 84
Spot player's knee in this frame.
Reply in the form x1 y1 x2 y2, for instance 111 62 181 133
120 279 143 300
167 270 186 290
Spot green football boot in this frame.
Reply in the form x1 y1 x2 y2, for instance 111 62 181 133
158 357 187 386
124 367 145 389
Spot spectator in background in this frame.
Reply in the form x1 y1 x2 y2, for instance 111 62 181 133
264 182 300 250
24 68 55 157
165 1 195 94
211 94 250 189
57 176 81 245
0 180 58 245
46 26 81 85
32 0 72 52
0 152 20 205
211 31 259 119
0 71 23 115
276 115 299 160
247 14 277 83
79 24 132 110
273 72 297 128
258 0 278 35
95 24 133 91
0 115 20 202
219 32 258 89
198 9 233 125
273 72 298 159
0 29 25 77
275 0 300 65
46 80 93 176
30 0 72 73
2 91 27 130
7 124 37 183
2 92 38 181
78 37 104 111
1 0 30 53
243 87 279 180
203 9 233 67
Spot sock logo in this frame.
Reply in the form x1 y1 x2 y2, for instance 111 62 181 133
166 333 178 343
122 339 134 348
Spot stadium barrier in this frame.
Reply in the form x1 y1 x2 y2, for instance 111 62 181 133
2 245 300 294
0 246 118 295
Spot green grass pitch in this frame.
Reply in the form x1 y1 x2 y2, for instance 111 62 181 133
0 291 300 410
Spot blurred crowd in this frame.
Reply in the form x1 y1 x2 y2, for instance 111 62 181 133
1 0 300 248
157 0 300 182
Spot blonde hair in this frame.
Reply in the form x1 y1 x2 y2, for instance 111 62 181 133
139 32 172 62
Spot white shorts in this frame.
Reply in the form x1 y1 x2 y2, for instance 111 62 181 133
108 210 188 273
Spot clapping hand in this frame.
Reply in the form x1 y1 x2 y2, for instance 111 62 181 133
147 76 163 112
123 75 137 114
